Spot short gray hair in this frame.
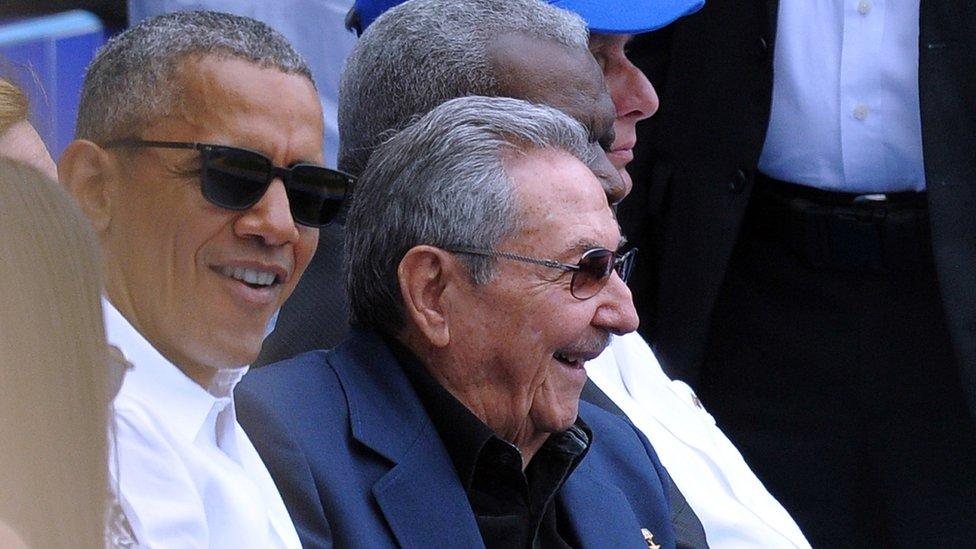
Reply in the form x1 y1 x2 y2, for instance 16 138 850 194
338 0 588 176
345 96 597 335
76 10 314 142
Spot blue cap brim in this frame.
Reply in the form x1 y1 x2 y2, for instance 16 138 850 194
352 0 704 36
351 0 404 33
549 0 703 34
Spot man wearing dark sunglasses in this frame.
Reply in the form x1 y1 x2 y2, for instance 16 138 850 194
56 11 347 547
239 94 678 548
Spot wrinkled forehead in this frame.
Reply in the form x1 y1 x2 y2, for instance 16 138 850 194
505 148 621 251
142 54 320 129
138 56 323 159
489 33 615 146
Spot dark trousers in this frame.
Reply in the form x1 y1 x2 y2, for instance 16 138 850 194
698 177 976 548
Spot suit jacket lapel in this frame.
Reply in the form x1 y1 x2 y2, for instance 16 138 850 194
372 424 485 548
330 332 484 548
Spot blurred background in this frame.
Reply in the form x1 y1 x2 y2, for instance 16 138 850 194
0 2 125 160
0 0 355 167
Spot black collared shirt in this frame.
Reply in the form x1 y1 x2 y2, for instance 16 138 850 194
388 337 591 549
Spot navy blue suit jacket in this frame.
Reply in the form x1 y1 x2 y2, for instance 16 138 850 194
237 331 676 548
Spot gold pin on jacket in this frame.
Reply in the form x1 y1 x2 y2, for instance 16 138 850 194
641 527 661 549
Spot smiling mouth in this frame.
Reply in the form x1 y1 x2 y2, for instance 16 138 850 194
218 266 281 289
553 351 589 369
554 333 611 368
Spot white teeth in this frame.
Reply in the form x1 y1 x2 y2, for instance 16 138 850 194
554 352 578 364
220 266 277 286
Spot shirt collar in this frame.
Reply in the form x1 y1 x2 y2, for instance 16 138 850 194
104 297 247 443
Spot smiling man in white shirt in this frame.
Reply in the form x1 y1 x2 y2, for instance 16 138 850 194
57 11 352 547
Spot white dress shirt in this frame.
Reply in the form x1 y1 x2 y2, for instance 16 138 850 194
759 0 924 192
104 300 301 548
586 333 811 548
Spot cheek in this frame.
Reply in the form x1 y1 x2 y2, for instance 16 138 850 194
602 63 634 117
163 212 235 287
488 299 548 362
116 194 175 255
522 309 565 359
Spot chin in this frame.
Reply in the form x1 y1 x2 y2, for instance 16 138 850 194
207 334 264 368
543 404 582 434
618 169 633 191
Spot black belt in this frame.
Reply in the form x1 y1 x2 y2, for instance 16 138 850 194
746 173 932 271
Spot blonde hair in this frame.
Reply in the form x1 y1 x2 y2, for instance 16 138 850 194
0 77 28 135
0 158 109 548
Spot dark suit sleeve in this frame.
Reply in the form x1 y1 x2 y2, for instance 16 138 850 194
237 381 334 549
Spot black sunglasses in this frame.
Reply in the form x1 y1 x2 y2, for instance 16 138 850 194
102 139 355 227
448 246 637 300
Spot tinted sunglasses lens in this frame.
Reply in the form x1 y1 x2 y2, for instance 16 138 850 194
570 248 615 299
286 166 351 227
201 147 272 209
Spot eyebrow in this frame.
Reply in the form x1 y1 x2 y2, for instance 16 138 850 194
565 235 628 257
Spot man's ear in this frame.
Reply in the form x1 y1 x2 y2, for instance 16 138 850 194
398 245 459 348
57 140 117 233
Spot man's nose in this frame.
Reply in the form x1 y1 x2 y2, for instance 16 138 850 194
234 179 301 245
590 271 640 335
618 61 659 122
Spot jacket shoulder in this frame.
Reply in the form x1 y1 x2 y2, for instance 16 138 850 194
579 399 644 443
237 349 348 424
578 400 669 485
241 349 334 391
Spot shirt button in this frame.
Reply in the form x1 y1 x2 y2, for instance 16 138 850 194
857 0 871 15
853 104 869 120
